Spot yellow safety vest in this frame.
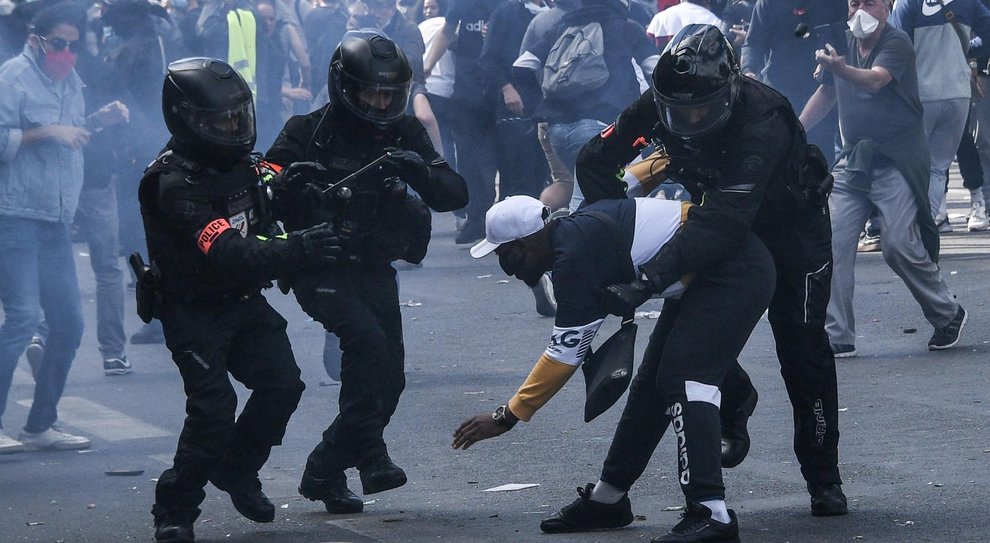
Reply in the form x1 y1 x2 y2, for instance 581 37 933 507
226 8 257 98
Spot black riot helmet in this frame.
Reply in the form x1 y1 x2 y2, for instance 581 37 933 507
652 24 740 142
328 32 412 129
162 57 256 168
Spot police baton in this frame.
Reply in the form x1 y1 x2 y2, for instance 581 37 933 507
321 152 392 196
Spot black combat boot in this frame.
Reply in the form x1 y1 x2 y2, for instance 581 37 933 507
210 470 275 523
809 483 848 516
299 469 364 514
152 506 196 543
358 454 407 494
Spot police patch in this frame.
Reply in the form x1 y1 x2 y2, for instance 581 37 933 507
229 211 248 238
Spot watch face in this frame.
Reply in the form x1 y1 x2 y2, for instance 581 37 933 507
492 405 506 423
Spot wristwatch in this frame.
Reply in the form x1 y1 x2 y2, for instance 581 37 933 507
492 405 518 429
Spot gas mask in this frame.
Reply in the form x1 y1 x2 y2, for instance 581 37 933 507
847 9 880 40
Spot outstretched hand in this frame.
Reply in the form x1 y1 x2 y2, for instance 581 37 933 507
452 413 509 450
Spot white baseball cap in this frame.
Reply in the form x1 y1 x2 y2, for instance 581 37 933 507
470 195 551 258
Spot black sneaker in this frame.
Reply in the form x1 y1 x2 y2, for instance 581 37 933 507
928 306 967 350
809 483 848 516
103 356 133 376
540 483 633 533
210 471 275 523
299 470 364 514
720 384 758 468
831 344 857 358
652 502 739 543
358 454 407 494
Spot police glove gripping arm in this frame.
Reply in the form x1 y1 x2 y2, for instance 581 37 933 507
601 280 653 318
601 273 695 317
287 222 343 267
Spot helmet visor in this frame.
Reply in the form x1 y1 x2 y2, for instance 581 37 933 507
655 85 733 139
177 100 256 146
337 69 410 126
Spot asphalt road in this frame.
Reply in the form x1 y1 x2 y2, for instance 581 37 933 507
2 186 990 543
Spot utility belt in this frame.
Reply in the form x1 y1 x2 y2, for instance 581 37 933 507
173 288 264 305
130 252 266 317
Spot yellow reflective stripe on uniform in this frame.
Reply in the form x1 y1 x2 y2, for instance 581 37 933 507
227 9 257 97
254 233 289 241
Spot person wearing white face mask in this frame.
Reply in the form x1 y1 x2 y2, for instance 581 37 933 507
890 0 990 232
800 0 968 358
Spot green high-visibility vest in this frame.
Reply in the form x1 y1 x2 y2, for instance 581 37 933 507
227 8 257 98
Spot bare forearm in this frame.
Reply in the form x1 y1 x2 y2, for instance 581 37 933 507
799 85 836 132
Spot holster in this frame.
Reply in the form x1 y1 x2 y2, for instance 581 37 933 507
129 252 161 324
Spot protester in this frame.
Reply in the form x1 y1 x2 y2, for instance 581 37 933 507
800 0 968 358
0 3 127 455
546 26 846 540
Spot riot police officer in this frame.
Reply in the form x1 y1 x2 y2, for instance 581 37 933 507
265 33 467 514
142 58 343 543
540 24 845 542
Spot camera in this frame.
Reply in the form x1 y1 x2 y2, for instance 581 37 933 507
795 22 848 57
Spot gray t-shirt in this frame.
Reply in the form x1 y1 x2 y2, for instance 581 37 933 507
824 24 923 147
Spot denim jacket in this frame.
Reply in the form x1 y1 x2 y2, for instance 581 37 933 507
0 45 85 224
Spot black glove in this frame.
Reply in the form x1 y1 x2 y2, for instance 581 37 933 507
275 161 327 191
382 147 431 187
601 279 654 317
289 222 342 266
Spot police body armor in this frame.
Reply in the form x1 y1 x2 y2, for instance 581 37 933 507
138 148 284 304
282 129 432 268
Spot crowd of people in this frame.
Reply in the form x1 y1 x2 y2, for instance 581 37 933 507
0 0 984 540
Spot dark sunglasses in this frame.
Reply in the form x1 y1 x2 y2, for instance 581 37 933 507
39 35 80 53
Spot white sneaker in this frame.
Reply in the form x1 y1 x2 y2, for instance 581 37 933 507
0 431 25 454
967 201 989 231
18 427 91 451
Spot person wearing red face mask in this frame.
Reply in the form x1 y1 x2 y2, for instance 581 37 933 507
0 3 127 455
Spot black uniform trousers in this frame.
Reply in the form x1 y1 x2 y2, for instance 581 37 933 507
449 99 498 225
734 206 841 486
292 265 405 475
600 234 776 502
153 294 305 521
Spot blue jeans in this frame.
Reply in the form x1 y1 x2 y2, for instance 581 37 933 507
37 185 126 359
548 119 609 212
0 217 84 433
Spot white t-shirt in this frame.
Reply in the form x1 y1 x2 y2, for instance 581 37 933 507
646 2 722 40
419 17 456 98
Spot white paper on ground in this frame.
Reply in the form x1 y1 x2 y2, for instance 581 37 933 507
482 483 540 492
